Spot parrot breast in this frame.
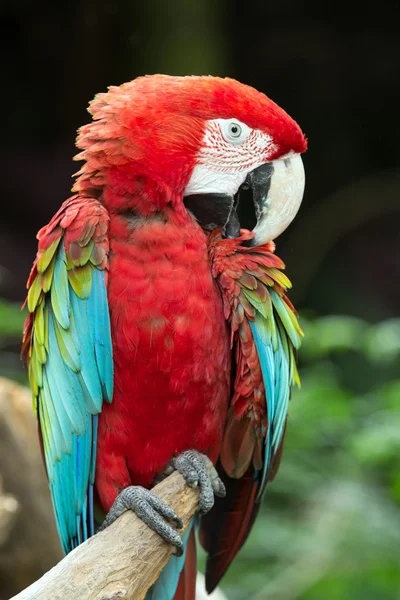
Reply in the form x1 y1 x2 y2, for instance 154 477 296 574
95 210 231 511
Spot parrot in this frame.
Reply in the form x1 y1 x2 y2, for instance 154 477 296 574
22 75 306 600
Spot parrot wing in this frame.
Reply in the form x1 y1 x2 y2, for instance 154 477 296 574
22 196 113 553
202 231 303 591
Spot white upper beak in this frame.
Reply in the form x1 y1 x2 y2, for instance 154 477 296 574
252 154 305 245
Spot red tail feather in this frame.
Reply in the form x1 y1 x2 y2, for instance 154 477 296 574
200 466 261 593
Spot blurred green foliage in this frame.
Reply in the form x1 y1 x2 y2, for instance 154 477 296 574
0 298 25 336
0 299 27 383
214 314 400 600
1 298 399 599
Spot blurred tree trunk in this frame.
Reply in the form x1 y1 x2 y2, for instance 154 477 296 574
0 378 61 600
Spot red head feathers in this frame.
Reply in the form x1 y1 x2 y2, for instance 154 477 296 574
72 75 306 217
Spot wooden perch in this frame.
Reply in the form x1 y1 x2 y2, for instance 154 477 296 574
11 471 201 600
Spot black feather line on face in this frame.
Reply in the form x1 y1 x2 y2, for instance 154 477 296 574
184 193 235 233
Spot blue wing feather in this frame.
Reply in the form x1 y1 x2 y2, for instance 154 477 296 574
38 257 113 553
24 198 112 555
250 304 298 498
88 269 114 403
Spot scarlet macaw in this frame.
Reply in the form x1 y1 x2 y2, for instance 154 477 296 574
22 75 306 599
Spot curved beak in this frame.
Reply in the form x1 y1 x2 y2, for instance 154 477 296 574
184 154 305 246
225 154 305 246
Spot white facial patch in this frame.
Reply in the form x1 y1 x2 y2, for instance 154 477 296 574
183 118 305 246
184 118 275 197
184 164 248 196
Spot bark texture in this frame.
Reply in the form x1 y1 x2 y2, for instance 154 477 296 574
10 470 199 600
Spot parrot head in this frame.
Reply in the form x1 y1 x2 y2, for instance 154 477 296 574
74 75 307 245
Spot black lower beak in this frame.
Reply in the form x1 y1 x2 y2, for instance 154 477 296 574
223 162 274 244
183 163 274 243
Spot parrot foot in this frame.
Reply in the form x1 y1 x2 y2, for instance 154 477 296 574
167 450 226 514
98 486 185 556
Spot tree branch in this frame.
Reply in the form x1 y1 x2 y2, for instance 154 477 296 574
10 471 200 600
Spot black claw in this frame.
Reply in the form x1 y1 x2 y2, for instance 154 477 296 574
185 470 199 487
171 450 225 515
216 481 227 498
172 538 184 557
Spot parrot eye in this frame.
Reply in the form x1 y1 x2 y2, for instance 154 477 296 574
220 119 252 145
228 122 242 138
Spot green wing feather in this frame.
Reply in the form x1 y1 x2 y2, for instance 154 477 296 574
22 196 113 552
208 231 302 494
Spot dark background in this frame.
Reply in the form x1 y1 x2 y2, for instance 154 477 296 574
1 2 400 599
